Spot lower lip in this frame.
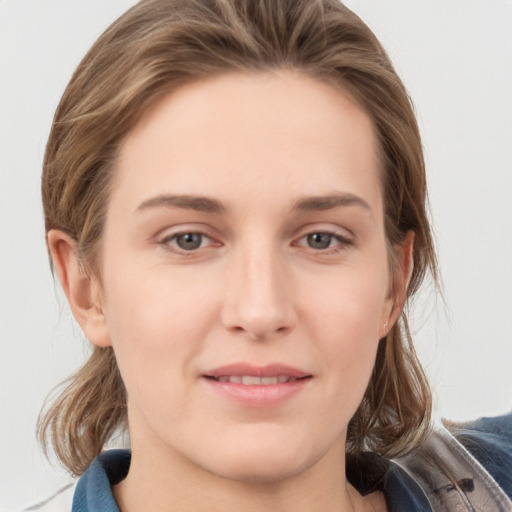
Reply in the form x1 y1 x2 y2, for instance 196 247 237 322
202 377 311 408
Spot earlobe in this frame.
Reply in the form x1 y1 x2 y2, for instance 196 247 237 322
47 230 111 347
381 231 415 338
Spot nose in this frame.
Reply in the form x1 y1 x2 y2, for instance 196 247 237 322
221 244 297 341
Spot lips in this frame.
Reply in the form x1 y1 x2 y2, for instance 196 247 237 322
202 364 312 407
205 363 311 380
212 375 298 385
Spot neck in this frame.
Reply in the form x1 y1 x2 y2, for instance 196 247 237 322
114 437 362 512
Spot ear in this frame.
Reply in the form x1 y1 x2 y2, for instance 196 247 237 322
380 231 415 338
47 230 111 347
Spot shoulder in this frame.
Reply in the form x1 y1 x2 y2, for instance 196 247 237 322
447 412 512 499
22 450 130 512
23 482 77 512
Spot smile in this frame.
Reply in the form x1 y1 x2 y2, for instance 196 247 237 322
202 364 312 407
210 375 300 385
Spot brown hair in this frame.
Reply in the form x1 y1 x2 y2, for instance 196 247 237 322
40 0 436 475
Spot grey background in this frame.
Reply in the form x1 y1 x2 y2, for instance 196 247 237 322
1 0 511 510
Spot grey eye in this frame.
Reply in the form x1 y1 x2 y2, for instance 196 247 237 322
176 233 204 250
307 233 333 249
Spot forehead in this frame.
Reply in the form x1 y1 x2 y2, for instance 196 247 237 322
113 70 382 213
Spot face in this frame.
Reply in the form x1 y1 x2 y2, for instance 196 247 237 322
88 71 398 482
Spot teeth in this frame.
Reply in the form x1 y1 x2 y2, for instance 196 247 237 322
242 375 264 385
215 375 294 385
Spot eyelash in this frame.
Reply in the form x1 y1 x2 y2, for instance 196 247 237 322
294 231 354 254
158 229 354 256
158 231 217 253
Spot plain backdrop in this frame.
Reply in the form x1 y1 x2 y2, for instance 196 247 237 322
1 1 511 510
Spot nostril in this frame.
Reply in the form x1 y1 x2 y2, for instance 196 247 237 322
221 291 297 339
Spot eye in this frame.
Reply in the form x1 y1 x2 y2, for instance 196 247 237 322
295 230 353 252
175 233 204 250
306 232 335 250
160 232 213 252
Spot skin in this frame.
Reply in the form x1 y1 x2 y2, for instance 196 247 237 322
49 71 413 512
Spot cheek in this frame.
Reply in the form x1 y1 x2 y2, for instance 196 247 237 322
103 259 220 337
301 259 389 343
299 261 389 403
99 265 222 398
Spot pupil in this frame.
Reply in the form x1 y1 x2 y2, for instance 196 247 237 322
177 233 202 250
307 233 331 249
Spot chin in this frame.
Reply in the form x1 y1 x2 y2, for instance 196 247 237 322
198 434 328 484
212 455 313 484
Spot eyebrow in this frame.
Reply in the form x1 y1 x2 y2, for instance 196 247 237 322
136 194 225 214
136 192 371 216
292 193 372 214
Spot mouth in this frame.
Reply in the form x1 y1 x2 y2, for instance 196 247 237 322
205 375 309 385
202 364 312 407
203 363 312 383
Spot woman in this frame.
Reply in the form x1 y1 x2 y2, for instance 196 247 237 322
33 0 512 511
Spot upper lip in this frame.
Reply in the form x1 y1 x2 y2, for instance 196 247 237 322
204 363 312 379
